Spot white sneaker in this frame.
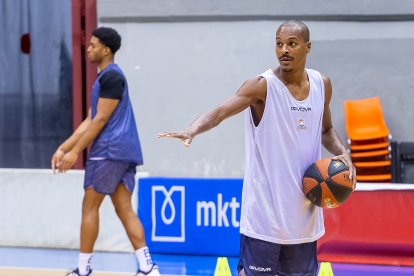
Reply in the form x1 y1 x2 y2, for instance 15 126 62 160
136 264 161 276
66 268 93 276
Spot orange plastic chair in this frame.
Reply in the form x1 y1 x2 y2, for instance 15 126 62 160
354 160 391 168
354 160 391 176
350 148 390 159
344 97 390 141
357 174 392 182
350 141 389 151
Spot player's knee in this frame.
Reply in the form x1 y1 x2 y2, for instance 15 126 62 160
81 204 100 216
114 204 133 218
81 198 102 215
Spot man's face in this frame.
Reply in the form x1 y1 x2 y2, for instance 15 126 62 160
275 26 311 72
87 36 109 63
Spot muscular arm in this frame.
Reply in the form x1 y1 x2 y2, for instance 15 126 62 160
158 76 267 146
321 75 356 181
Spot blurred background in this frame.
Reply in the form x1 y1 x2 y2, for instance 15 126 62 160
1 1 414 275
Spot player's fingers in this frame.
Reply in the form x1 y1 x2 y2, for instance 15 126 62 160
57 163 63 173
60 165 67 173
345 160 354 180
51 156 56 173
157 132 176 138
183 138 192 147
351 165 357 182
332 155 354 180
59 159 68 173
331 155 346 164
348 167 353 180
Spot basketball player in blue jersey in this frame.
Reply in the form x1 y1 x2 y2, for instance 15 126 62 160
158 21 355 276
51 27 160 276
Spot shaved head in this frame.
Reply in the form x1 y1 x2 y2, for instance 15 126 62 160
277 20 310 42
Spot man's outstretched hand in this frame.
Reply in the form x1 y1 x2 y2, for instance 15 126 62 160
157 130 193 147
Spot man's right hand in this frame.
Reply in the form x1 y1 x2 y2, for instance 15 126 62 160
157 130 193 147
51 148 65 173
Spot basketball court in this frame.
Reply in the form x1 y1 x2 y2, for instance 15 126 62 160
1 246 414 276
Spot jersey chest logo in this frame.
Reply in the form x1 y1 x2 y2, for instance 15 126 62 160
297 118 307 130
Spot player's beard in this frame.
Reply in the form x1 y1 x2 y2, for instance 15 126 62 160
281 67 294 73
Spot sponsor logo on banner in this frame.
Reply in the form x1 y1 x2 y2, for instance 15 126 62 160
142 178 243 256
151 186 241 242
196 194 240 227
151 186 185 242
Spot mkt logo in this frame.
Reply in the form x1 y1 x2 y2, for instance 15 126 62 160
151 186 185 242
197 194 240 227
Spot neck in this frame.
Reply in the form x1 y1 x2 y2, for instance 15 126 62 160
97 58 114 72
275 66 306 85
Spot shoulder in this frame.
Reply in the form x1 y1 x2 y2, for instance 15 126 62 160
99 69 125 82
98 69 126 100
317 72 332 104
239 75 267 100
319 73 331 87
245 75 267 89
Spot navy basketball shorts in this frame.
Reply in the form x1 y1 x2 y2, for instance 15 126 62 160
84 159 137 195
237 234 318 276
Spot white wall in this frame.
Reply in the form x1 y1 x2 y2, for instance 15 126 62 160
0 169 147 252
98 0 414 20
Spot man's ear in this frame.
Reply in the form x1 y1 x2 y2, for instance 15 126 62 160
306 41 311 53
103 46 111 57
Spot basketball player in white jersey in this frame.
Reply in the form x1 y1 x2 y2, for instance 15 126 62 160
158 20 355 276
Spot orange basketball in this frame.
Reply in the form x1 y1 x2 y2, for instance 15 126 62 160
302 158 355 208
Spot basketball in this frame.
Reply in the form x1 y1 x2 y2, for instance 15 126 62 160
302 158 355 208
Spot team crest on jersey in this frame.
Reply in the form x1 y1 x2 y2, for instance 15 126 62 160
297 119 306 130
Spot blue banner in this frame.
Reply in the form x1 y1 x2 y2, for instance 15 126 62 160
138 177 243 256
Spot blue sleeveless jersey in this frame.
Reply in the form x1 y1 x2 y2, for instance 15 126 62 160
89 64 143 165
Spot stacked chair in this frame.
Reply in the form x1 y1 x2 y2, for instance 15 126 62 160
344 97 393 183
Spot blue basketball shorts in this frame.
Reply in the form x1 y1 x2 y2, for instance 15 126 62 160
84 159 137 195
237 234 318 276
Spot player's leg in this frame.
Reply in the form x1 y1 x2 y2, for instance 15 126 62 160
237 234 247 276
277 241 318 276
110 183 146 249
237 234 279 276
110 164 160 275
67 159 117 276
66 188 105 276
80 187 106 252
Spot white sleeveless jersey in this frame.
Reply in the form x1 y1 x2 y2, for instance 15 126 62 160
240 68 325 244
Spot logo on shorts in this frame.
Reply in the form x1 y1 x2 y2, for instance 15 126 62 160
249 265 272 272
151 185 185 242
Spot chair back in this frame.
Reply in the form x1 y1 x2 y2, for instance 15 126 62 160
344 97 389 141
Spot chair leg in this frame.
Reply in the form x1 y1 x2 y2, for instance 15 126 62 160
390 141 399 183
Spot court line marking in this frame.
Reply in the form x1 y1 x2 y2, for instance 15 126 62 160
0 266 195 276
